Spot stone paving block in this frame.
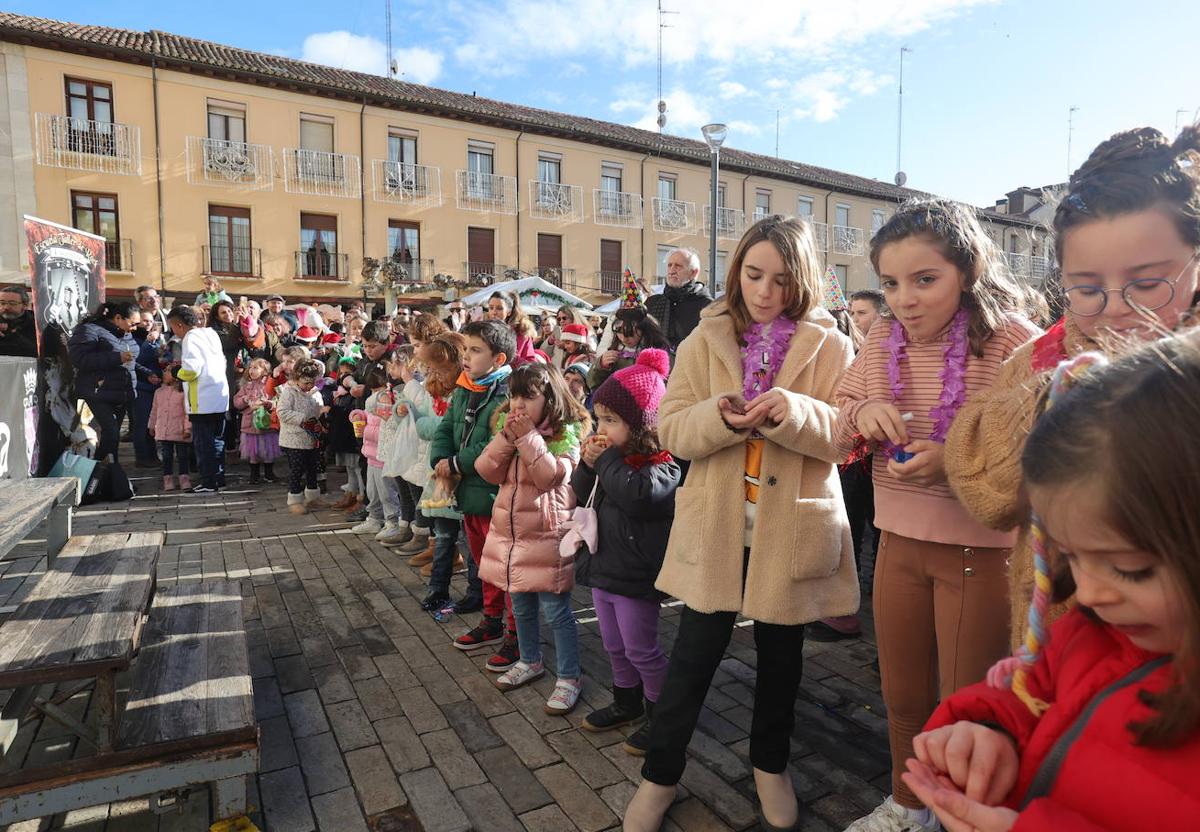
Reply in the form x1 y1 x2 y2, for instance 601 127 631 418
295 731 351 796
533 762 617 832
454 783 525 832
686 728 751 781
252 676 284 721
309 786 369 832
664 796 739 831
375 715 431 773
374 651 420 691
266 626 302 658
545 729 624 788
259 766 316 832
337 644 382 681
313 663 357 705
489 712 561 770
695 706 747 744
475 745 553 815
506 685 571 734
456 668 517 717
346 744 408 815
442 699 506 753
248 642 275 679
275 653 316 694
394 685 449 734
284 689 330 738
258 714 299 772
326 699 379 751
356 624 397 656
600 742 646 783
353 675 405 721
678 759 756 829
400 766 471 832
518 804 581 831
389 634 439 667
420 727 487 790
414 661 467 705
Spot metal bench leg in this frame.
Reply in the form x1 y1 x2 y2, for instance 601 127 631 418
46 503 72 566
210 775 247 820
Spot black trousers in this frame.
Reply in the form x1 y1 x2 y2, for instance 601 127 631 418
642 595 806 785
284 447 320 494
841 460 877 584
84 396 128 463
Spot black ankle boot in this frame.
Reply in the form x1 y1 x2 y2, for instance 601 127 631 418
262 463 278 483
582 684 644 732
248 463 261 484
623 698 655 756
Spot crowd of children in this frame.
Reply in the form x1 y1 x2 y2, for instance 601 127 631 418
141 122 1200 832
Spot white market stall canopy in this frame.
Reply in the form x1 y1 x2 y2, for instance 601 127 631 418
594 284 665 315
460 275 592 311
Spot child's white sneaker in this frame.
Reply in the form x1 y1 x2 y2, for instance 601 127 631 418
843 796 941 832
493 660 544 692
351 518 384 535
375 521 407 543
544 677 582 715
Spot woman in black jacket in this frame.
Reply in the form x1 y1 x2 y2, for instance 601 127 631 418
68 300 140 462
210 300 247 451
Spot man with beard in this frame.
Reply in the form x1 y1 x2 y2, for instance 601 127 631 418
0 286 37 357
644 248 713 350
135 284 168 330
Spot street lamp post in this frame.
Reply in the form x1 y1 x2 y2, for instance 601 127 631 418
701 123 727 296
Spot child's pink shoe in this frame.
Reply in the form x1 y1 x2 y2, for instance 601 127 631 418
178 474 192 491
162 475 177 491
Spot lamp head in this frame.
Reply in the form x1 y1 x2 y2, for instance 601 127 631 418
701 123 727 151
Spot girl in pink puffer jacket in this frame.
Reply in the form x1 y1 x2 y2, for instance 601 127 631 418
148 377 191 491
475 363 592 715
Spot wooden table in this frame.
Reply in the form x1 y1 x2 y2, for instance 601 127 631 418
0 531 162 758
0 477 79 566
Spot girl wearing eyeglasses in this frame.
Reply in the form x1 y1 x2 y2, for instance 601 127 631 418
945 124 1200 657
587 307 672 390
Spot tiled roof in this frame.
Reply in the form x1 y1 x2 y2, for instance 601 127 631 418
0 11 1038 228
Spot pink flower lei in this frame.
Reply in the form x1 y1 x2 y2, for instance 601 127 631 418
882 307 970 457
742 317 797 402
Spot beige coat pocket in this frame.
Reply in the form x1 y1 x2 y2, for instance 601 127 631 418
790 497 846 580
672 488 706 564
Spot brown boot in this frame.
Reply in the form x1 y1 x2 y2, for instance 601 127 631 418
407 540 435 567
331 491 358 510
343 497 365 515
423 551 462 578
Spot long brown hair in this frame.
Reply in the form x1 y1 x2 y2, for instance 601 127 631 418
717 215 821 340
422 331 466 399
870 198 1026 357
1023 334 1200 747
496 362 591 438
490 290 536 339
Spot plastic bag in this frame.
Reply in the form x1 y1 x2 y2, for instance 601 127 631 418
253 405 272 431
419 473 460 510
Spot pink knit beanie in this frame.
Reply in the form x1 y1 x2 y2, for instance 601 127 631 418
591 348 671 431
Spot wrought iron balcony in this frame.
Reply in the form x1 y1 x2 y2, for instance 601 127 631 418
372 160 442 207
1031 255 1052 282
464 262 513 281
1006 252 1031 276
456 171 518 214
703 205 746 240
202 244 263 279
186 136 274 190
596 269 624 295
804 219 829 252
592 189 643 228
35 113 141 176
295 249 350 281
532 267 576 288
831 225 866 256
753 208 770 223
104 239 134 273
528 181 584 223
283 148 362 198
384 256 435 284
652 198 698 235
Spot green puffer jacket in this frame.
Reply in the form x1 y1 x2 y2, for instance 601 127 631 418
428 378 509 517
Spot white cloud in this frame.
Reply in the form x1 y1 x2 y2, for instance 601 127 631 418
719 81 749 100
300 31 444 85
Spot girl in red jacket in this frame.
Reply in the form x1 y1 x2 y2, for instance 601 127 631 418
475 363 592 714
904 341 1200 832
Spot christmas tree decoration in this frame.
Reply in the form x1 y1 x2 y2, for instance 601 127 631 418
821 265 849 312
621 268 644 309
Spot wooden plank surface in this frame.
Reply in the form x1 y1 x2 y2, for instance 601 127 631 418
117 581 254 751
0 478 78 561
0 532 161 687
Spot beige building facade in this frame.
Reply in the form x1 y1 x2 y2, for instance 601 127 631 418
0 13 1047 307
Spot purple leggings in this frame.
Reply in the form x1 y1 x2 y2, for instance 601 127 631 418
592 588 668 702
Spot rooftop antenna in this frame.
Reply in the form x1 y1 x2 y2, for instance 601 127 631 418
385 0 397 78
775 109 780 157
1067 105 1079 176
657 0 677 131
894 46 911 187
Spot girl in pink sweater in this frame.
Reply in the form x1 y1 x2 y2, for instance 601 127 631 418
233 358 281 484
835 199 1041 832
475 363 591 714
148 377 191 491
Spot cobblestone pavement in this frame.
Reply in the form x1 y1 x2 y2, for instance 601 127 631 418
0 463 888 832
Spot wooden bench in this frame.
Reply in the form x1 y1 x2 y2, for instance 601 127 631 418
0 580 257 825
0 477 79 568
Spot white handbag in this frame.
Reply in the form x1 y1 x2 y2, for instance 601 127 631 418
559 477 599 560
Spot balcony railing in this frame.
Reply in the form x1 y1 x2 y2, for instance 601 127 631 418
753 208 770 223
35 113 141 176
529 181 584 223
1031 255 1052 282
202 244 263 279
592 189 643 228
185 136 274 190
372 160 442 207
703 205 746 240
831 225 866 256
596 269 624 295
456 171 518 214
464 262 513 281
283 148 362 198
104 238 134 273
804 219 829 252
294 249 350 281
1006 252 1030 276
384 256 435 284
652 198 698 235
532 267 576 288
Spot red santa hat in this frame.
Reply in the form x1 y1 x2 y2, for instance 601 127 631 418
320 332 342 346
559 323 589 345
294 325 320 343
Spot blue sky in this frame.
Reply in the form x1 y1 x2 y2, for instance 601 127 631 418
14 0 1200 206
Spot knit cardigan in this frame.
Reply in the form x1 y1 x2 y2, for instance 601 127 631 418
656 305 859 625
275 382 323 450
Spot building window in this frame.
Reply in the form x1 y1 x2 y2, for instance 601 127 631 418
657 175 676 201
388 131 417 164
300 212 338 278
713 250 729 290
208 205 252 275
66 78 113 124
835 203 851 227
755 190 771 220
537 154 561 184
833 264 848 290
208 100 246 143
716 183 727 208
467 141 495 198
656 245 675 279
871 209 886 235
601 163 622 193
71 190 122 270
298 114 338 182
797 196 814 217
388 220 420 262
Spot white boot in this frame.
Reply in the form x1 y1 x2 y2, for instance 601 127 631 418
304 487 327 509
287 492 307 515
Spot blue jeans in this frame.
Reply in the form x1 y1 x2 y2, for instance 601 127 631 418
132 390 155 462
188 413 226 488
510 590 580 679
427 517 463 595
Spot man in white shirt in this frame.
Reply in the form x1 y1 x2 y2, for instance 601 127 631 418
166 305 229 493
